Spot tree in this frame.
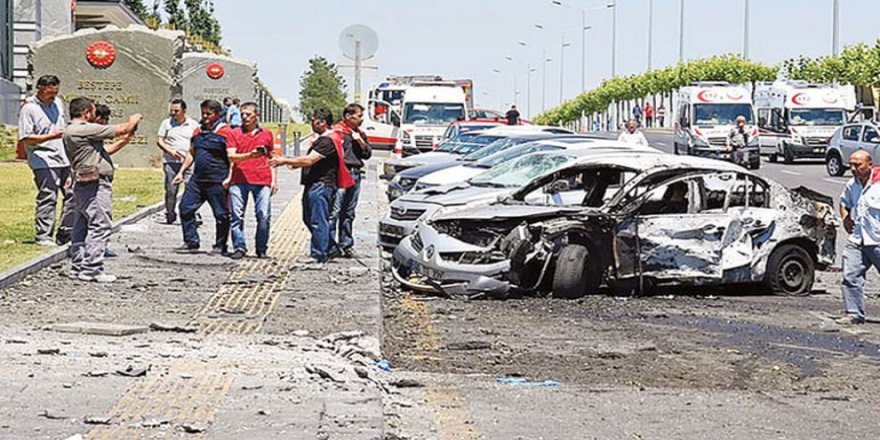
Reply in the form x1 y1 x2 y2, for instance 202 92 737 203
164 0 188 31
123 0 150 21
184 0 222 46
299 57 347 121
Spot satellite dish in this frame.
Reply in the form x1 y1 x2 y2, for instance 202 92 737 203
339 24 379 60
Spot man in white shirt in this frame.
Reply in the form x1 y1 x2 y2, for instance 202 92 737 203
617 119 649 147
157 99 199 224
838 150 880 325
18 75 72 246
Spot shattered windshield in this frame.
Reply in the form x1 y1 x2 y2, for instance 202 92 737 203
451 135 504 155
477 142 563 168
468 153 571 188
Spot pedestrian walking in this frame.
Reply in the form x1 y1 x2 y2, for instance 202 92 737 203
644 103 654 128
838 150 880 325
727 115 750 167
226 97 242 128
617 119 649 147
156 99 199 224
269 107 354 264
63 97 141 282
505 105 521 126
632 104 643 124
173 99 238 255
657 104 666 128
330 103 371 258
228 102 277 260
18 75 73 246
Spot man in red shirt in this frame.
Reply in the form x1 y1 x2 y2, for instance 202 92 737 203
227 102 276 259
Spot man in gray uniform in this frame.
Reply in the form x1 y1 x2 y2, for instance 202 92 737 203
17 75 72 246
63 97 142 283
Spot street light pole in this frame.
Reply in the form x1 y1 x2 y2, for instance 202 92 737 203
527 64 532 118
611 0 617 77
647 0 653 71
743 0 750 59
560 33 566 105
679 0 685 63
542 48 547 112
832 0 840 56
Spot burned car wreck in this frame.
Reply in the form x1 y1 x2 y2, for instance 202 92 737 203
391 154 838 298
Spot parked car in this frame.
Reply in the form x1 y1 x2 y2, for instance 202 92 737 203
378 141 660 251
440 120 506 143
392 154 838 299
825 121 880 176
382 130 491 179
386 133 597 201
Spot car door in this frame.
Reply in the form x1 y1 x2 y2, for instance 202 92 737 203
613 172 737 282
363 99 400 149
860 124 880 163
838 124 863 161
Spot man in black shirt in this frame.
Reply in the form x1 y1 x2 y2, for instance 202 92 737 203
505 105 521 126
330 103 372 258
270 108 338 263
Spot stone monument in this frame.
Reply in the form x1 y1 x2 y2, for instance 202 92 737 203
30 25 184 167
181 53 256 112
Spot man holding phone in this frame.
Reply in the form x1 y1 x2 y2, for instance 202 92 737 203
227 102 276 259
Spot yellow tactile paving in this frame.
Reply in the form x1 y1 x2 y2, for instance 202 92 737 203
88 192 310 438
189 192 309 335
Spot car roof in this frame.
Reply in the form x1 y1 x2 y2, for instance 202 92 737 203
481 125 575 135
566 152 757 175
531 138 662 152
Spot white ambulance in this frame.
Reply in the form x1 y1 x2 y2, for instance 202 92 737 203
753 80 855 163
673 82 760 169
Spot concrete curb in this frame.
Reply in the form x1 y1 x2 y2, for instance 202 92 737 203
0 200 164 290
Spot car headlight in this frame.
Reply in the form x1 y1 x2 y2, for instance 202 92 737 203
692 137 710 146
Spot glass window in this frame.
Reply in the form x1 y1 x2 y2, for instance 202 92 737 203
789 108 846 126
470 153 571 189
403 103 466 125
862 126 880 143
842 125 862 141
693 103 754 126
476 142 563 167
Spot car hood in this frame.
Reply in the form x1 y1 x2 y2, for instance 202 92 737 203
398 160 462 179
432 203 585 222
399 183 509 206
387 151 452 167
420 165 486 186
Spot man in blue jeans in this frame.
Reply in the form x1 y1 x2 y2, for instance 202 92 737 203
173 99 241 255
330 103 371 258
228 102 276 260
270 107 353 264
838 150 880 325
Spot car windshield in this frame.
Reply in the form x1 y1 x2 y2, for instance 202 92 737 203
469 152 571 188
450 135 504 155
477 142 564 167
438 132 481 152
459 124 497 133
404 102 466 125
693 104 754 126
789 108 846 126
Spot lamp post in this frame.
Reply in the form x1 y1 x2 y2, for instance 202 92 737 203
648 0 653 70
832 0 840 56
517 41 553 113
743 0 750 59
550 1 605 92
679 0 685 63
610 0 617 77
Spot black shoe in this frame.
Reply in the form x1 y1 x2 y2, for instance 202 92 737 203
230 249 246 260
328 247 342 259
165 216 177 225
208 247 229 257
174 244 199 254
255 251 268 259
341 248 356 258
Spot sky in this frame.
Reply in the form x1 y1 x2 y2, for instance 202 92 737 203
213 0 880 120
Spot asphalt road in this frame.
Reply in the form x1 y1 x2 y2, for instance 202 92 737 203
639 129 850 202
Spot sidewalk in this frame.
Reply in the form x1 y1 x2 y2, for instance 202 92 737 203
0 167 387 439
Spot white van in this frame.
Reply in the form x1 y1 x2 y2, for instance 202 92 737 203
754 80 855 163
394 84 469 155
673 82 760 169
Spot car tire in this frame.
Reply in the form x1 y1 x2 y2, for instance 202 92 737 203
769 153 777 163
826 152 846 176
783 144 795 164
552 244 599 299
764 244 815 296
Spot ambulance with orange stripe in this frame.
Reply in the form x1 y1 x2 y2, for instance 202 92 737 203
753 80 855 164
673 81 761 169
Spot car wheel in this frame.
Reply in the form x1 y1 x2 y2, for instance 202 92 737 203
552 244 599 299
826 152 845 176
769 153 777 163
765 244 815 296
783 145 795 164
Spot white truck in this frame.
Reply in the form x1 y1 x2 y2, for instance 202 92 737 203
673 81 761 169
753 80 855 164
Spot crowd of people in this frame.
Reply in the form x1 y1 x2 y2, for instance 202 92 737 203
17 74 371 282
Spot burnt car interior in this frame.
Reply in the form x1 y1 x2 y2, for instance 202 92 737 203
617 170 772 216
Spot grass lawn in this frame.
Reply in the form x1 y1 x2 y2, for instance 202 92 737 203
0 162 164 272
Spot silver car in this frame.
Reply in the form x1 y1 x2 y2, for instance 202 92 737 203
378 140 659 250
826 121 880 176
393 154 838 299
